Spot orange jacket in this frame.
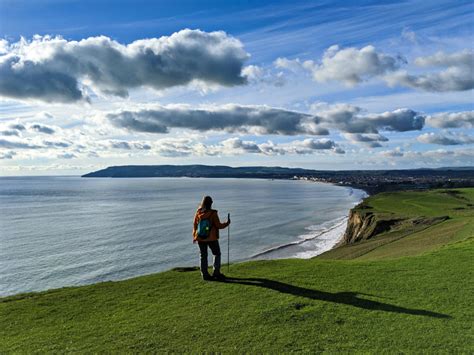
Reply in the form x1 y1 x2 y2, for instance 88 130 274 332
193 208 229 242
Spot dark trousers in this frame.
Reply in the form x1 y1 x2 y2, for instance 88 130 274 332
198 240 221 275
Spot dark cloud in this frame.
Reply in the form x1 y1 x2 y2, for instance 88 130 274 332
108 104 321 136
30 124 55 134
9 123 26 131
110 141 132 150
108 104 425 138
427 111 474 128
0 56 84 103
314 105 425 134
0 123 26 136
0 150 16 159
109 140 152 150
367 109 425 132
43 141 70 148
0 137 73 150
300 138 336 150
343 133 388 148
1 129 20 136
221 137 342 155
0 30 249 103
0 138 42 149
221 137 262 153
418 132 474 145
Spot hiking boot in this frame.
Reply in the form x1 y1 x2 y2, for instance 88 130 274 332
212 272 226 281
202 273 213 281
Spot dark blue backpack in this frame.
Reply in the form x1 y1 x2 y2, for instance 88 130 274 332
197 218 211 239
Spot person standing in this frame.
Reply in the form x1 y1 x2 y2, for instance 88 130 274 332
193 196 230 280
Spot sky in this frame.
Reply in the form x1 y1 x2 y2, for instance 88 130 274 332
0 0 473 175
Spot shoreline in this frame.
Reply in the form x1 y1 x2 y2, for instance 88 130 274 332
250 183 368 260
251 216 350 260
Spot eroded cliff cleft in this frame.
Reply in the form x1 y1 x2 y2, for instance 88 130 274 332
339 205 449 247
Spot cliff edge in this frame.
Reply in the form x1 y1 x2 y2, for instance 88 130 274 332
338 204 449 248
323 191 456 262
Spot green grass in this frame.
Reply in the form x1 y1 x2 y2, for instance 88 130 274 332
321 188 474 260
1 189 473 353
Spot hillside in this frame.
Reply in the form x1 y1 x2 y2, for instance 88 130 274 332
82 164 317 178
1 189 473 353
320 188 474 260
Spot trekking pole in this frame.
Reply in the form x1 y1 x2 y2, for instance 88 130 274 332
227 213 230 274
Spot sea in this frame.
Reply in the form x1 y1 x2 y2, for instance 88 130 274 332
0 176 366 297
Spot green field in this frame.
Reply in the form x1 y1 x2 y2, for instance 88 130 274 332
1 189 473 353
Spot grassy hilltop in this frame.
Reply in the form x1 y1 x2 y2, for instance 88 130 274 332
1 189 473 353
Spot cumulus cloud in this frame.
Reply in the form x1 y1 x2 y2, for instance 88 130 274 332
427 111 474 128
9 123 26 131
219 137 341 155
109 140 152 150
153 138 196 157
0 122 27 137
0 137 73 150
342 133 389 147
277 45 401 85
385 50 474 92
57 153 76 159
277 46 472 92
417 132 474 145
242 65 285 87
308 45 401 85
107 103 425 139
0 138 42 149
43 140 70 148
311 104 425 134
137 136 343 157
1 129 21 136
379 147 474 164
107 104 323 136
220 137 262 154
380 147 404 157
30 123 55 134
0 150 16 159
0 29 249 103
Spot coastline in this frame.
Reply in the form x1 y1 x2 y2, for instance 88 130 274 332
251 184 368 260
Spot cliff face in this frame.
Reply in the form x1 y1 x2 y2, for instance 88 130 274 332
340 207 450 246
340 209 400 245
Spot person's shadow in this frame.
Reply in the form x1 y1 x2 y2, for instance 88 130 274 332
220 277 451 319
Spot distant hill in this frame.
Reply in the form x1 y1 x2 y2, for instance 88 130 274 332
82 165 319 178
82 164 474 179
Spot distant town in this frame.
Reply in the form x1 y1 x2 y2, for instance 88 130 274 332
292 169 474 194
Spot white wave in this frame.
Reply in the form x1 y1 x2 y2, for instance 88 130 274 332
252 187 366 260
292 217 349 259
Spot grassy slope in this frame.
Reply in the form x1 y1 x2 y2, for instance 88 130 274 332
1 189 473 353
320 188 474 260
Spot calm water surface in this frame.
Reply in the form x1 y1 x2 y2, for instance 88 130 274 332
0 176 365 296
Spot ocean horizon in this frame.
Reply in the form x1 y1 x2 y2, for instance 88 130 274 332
0 176 365 297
